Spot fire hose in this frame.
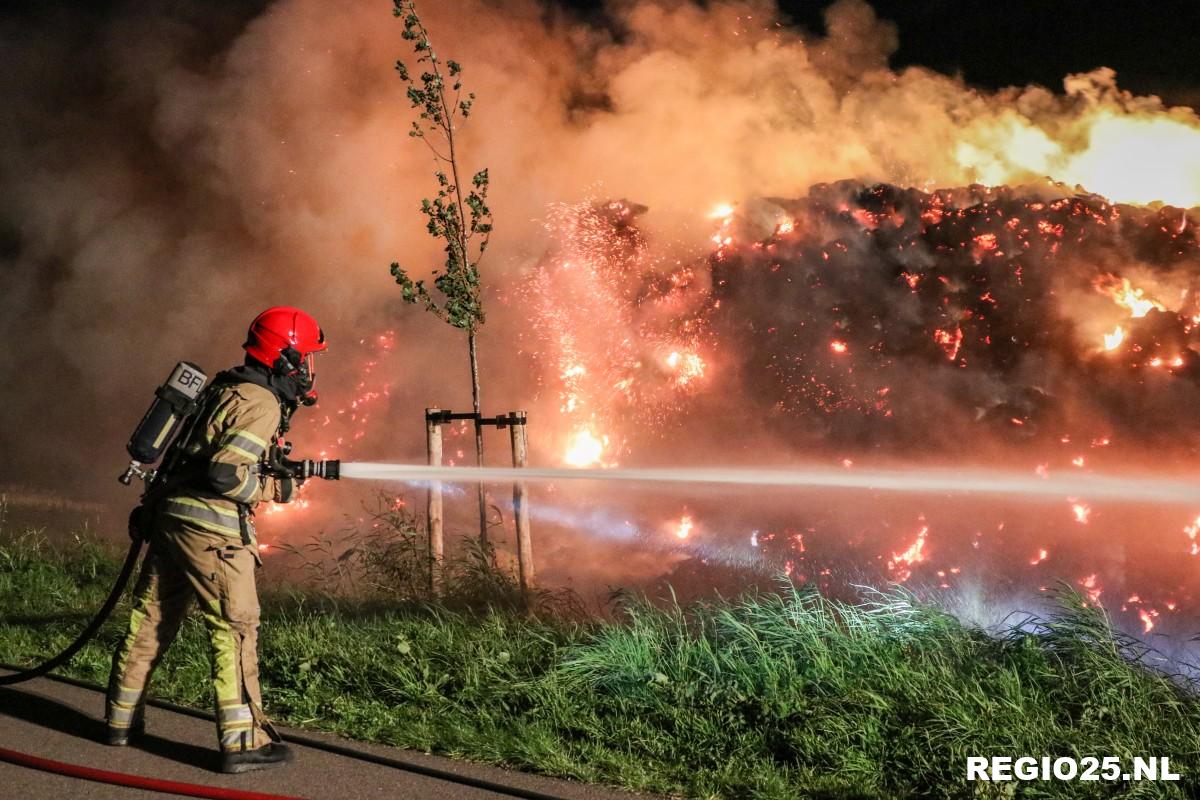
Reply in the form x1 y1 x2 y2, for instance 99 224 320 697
0 537 144 686
0 667 572 800
0 745 305 800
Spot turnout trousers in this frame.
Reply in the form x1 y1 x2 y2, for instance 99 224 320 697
106 518 273 752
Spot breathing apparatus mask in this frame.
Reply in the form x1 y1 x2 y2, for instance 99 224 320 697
274 345 320 407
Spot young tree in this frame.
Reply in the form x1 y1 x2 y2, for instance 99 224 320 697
389 0 493 544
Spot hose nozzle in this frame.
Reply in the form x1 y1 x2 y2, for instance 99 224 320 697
301 459 340 481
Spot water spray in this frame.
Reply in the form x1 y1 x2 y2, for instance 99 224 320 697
338 462 1200 505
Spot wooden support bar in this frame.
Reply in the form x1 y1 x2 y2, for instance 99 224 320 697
425 407 444 593
509 411 534 593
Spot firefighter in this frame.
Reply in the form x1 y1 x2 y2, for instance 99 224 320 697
105 306 327 773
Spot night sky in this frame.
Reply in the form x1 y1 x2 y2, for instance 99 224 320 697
3 0 1200 105
784 0 1200 104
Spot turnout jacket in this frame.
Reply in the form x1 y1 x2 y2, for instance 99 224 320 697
159 377 291 541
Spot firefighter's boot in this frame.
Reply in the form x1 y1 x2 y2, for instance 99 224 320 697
105 713 145 747
221 742 295 774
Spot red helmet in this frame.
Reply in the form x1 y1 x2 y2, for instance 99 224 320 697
244 307 327 404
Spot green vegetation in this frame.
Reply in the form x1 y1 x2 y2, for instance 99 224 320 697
2 527 1199 799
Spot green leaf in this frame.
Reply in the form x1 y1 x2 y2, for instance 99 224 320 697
390 1 489 336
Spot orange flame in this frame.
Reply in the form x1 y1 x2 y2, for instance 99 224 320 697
887 526 929 583
674 514 694 540
564 428 608 468
1098 276 1164 319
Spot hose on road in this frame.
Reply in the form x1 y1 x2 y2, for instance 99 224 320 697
0 668 573 800
0 745 307 800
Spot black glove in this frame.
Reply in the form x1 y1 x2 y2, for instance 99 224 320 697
275 476 297 503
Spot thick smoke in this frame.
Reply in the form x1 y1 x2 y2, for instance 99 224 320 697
3 0 1200 623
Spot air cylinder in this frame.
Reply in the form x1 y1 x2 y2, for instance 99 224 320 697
125 362 209 465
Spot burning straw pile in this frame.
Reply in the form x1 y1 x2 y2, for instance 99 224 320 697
708 180 1200 450
527 181 1200 634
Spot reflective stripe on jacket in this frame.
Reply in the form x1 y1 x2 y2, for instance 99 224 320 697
160 381 285 538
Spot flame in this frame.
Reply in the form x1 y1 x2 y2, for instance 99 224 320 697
830 340 849 355
674 514 694 540
1102 325 1125 351
1030 548 1049 566
1186 515 1200 556
1071 502 1091 525
887 525 929 583
1098 276 1164 319
957 107 1200 208
263 495 311 516
709 202 735 219
564 428 607 467
1061 111 1200 208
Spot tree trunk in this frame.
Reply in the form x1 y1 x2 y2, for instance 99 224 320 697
468 327 488 544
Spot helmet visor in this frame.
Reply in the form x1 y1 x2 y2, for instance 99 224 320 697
300 351 320 406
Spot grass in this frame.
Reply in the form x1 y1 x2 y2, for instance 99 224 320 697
2 526 1200 799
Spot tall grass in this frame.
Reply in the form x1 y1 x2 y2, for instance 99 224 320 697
2 529 1198 798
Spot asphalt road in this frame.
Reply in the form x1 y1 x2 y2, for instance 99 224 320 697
0 674 655 800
